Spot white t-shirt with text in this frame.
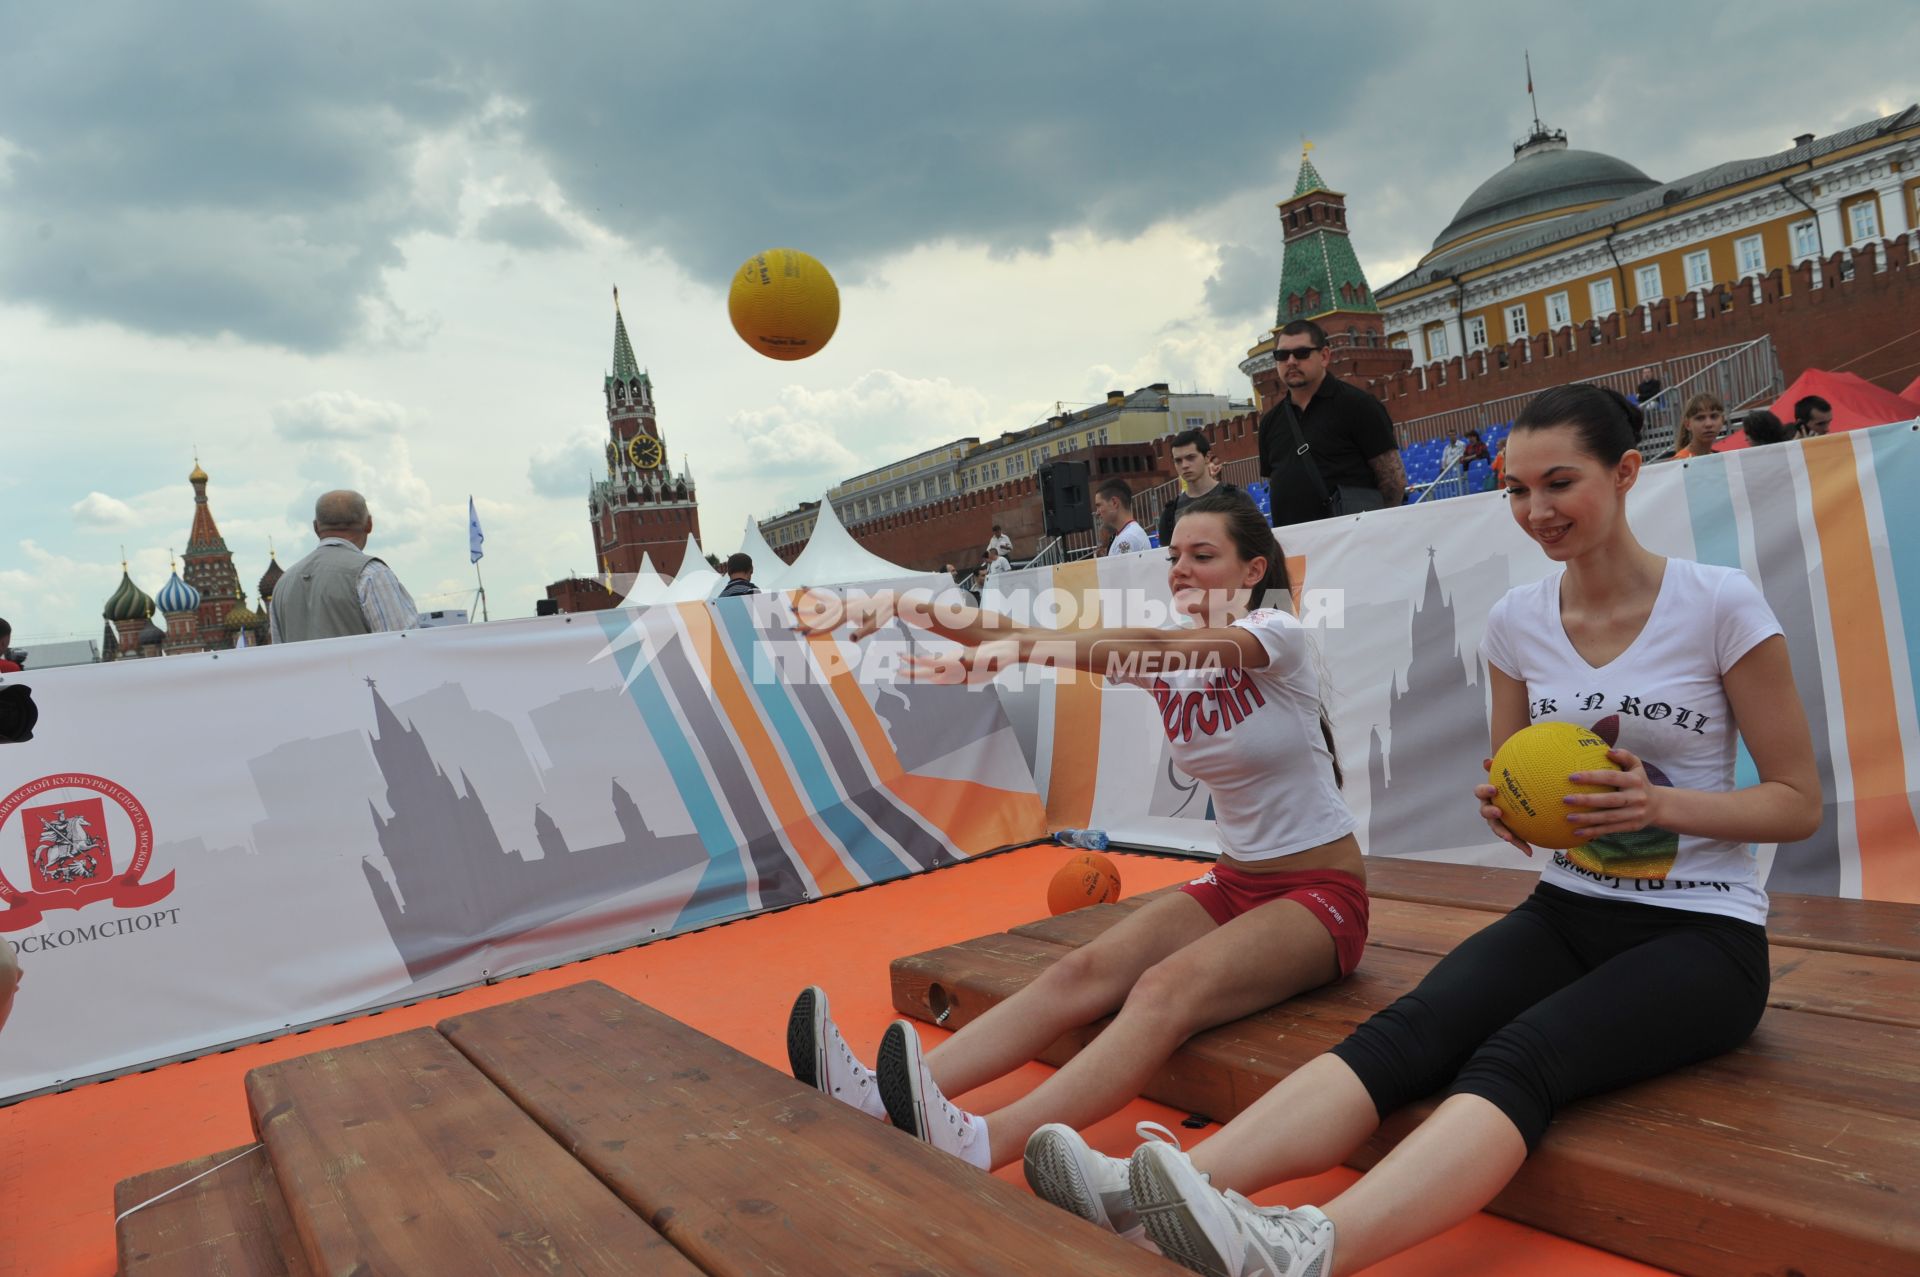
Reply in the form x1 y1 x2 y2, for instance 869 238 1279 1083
1481 558 1783 925
1121 608 1353 862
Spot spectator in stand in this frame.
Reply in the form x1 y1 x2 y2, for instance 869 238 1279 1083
1793 396 1834 438
717 553 760 598
1461 430 1489 464
0 618 20 673
1742 410 1795 447
1259 320 1404 526
1094 479 1151 557
986 524 1014 561
1157 429 1236 547
1439 434 1466 472
269 491 419 643
1490 437 1509 490
1672 394 1727 459
984 546 1011 578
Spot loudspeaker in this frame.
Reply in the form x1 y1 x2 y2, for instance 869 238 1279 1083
535 599 560 617
1039 460 1093 537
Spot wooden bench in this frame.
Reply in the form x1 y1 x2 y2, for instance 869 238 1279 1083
115 982 1177 1275
890 857 1920 1277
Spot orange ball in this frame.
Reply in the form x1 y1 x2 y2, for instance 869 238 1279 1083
1048 852 1122 915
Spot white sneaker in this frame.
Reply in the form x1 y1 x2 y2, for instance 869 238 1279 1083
786 986 887 1120
1130 1140 1336 1277
1024 1120 1181 1252
876 1019 989 1167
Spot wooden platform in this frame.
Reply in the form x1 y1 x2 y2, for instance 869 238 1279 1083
115 981 1179 1276
890 857 1920 1277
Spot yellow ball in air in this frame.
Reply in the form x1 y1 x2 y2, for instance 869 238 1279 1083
728 248 840 361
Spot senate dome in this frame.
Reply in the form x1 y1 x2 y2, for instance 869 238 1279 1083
1427 130 1659 259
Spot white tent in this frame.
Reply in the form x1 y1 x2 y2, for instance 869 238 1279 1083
779 496 950 593
617 552 670 607
659 535 724 602
736 515 790 590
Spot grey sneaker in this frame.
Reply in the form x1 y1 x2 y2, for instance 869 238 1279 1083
1024 1120 1179 1252
786 986 886 1120
1130 1140 1336 1277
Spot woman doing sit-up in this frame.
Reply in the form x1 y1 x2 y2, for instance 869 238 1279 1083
1040 383 1820 1276
785 489 1364 1242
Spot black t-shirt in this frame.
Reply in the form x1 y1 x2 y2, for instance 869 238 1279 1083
1258 374 1397 526
1157 481 1242 547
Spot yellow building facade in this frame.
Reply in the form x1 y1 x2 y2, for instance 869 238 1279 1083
1379 107 1920 362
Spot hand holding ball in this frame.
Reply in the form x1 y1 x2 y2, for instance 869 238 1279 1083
729 248 840 361
1048 853 1122 915
1488 722 1622 850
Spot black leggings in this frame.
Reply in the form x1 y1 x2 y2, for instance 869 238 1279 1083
1328 882 1769 1150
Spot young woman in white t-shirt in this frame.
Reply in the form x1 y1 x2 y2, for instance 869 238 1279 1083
1086 385 1820 1277
784 491 1365 1225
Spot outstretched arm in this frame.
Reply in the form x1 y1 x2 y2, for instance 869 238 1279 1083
793 588 1274 679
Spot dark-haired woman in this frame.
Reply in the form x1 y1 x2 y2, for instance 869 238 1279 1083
784 491 1363 1225
1083 386 1820 1277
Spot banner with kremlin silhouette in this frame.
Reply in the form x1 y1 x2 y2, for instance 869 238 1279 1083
4 421 1918 1102
988 419 1920 909
0 594 1043 1102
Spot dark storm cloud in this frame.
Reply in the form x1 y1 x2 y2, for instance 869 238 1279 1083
1 2 1912 353
477 201 578 252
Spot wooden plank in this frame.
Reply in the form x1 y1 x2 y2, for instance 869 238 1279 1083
1360 855 1920 961
116 1145 311 1277
245 1027 697 1277
891 933 1920 1276
437 981 1178 1277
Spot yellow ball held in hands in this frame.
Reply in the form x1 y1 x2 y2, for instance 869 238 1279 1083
1489 721 1621 850
728 248 840 361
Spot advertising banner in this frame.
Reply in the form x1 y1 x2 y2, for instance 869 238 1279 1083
0 595 1044 1101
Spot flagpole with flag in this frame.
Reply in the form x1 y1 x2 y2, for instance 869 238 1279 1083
468 495 488 621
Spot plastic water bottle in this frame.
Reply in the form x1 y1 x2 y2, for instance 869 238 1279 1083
1055 828 1110 851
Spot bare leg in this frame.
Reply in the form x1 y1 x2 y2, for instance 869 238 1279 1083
924 893 1217 1098
0 943 18 1036
1321 1095 1526 1275
1188 1053 1381 1193
979 898 1341 1169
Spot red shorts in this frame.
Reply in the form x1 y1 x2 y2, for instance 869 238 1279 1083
1179 861 1370 977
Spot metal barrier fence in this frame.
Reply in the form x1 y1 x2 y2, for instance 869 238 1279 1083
1394 335 1782 448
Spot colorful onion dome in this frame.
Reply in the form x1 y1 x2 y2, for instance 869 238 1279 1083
224 602 260 631
258 555 284 600
156 570 202 616
138 619 166 648
103 566 155 622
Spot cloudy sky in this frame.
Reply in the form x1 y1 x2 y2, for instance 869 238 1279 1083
3 2 1913 646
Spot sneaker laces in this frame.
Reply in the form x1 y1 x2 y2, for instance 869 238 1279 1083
1134 1120 1183 1150
1221 1193 1320 1256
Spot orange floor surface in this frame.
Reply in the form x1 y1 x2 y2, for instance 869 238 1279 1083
0 844 1665 1277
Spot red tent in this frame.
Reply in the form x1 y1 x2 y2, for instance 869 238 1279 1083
1902 374 1920 409
1714 368 1920 450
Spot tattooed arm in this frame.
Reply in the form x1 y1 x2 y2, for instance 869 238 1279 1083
1369 449 1407 507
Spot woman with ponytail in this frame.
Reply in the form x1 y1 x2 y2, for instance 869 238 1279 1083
783 488 1365 1239
1081 384 1819 1277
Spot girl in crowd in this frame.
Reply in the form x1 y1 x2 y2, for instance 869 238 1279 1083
787 489 1365 1243
1039 384 1819 1276
1672 392 1726 458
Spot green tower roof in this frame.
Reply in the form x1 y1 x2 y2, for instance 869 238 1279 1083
1275 153 1378 325
1293 153 1329 197
607 289 648 387
104 566 155 623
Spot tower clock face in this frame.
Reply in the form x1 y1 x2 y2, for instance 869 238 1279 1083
627 434 665 470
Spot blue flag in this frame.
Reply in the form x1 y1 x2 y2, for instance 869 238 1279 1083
468 495 485 564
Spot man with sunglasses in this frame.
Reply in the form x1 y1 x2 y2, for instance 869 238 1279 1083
1258 319 1404 526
